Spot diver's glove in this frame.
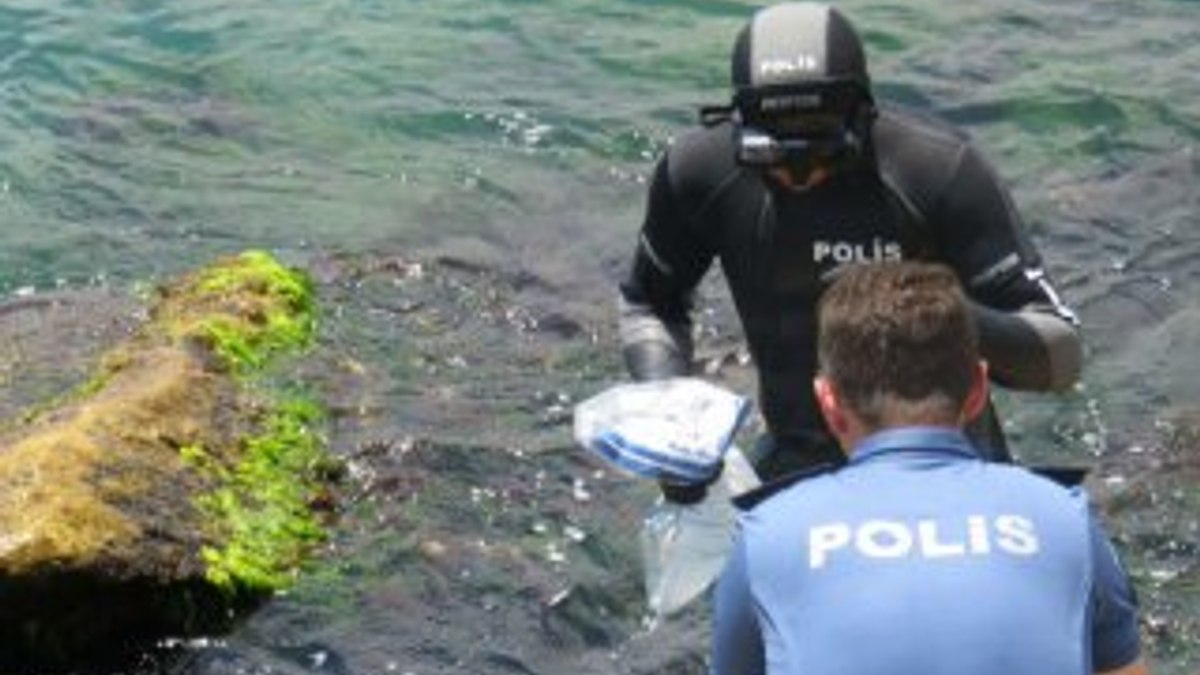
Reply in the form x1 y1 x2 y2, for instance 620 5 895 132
623 340 689 382
658 460 724 505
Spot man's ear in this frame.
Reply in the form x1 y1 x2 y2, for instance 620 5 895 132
814 375 850 439
961 360 990 424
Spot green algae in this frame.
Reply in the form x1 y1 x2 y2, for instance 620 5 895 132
159 250 317 372
158 251 335 595
183 397 333 594
0 246 336 594
121 250 334 595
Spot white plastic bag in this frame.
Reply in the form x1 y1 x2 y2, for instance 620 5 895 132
572 379 760 618
573 378 751 483
640 446 759 619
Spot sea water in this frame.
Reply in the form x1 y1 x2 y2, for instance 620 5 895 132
0 0 1196 673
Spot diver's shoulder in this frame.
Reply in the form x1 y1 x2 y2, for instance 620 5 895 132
874 103 973 156
660 122 742 194
666 122 737 166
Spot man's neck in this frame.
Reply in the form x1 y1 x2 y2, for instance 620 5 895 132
767 165 831 191
845 424 965 457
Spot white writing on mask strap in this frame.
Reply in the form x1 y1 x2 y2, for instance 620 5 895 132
808 515 1039 570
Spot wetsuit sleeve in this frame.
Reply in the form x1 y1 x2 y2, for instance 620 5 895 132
711 526 765 675
932 143 1082 392
970 300 1081 391
618 154 715 381
1087 513 1142 672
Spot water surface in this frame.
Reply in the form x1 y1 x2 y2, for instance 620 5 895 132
0 0 1196 673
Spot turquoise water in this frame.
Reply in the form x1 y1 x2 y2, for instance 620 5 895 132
6 0 1191 297
1 0 1198 673
2 0 1197 292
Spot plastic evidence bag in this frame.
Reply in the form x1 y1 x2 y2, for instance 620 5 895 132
572 377 752 484
572 378 761 618
640 446 759 619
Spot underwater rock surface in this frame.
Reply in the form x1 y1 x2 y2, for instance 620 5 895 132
1 249 1194 675
0 252 335 669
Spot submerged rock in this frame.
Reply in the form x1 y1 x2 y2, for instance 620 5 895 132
0 251 336 669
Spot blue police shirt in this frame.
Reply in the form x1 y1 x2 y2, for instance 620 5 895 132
711 427 1141 675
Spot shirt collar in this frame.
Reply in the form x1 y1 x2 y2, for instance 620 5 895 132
848 426 980 466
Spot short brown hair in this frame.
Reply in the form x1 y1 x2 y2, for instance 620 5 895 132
816 261 978 428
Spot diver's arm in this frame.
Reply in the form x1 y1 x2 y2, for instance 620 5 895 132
618 153 714 381
618 288 692 380
971 301 1081 392
930 141 1082 392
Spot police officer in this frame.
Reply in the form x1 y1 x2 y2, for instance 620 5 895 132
618 2 1081 483
711 261 1147 675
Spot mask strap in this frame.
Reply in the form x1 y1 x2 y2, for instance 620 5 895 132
699 103 735 127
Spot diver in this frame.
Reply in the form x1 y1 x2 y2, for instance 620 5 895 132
617 1 1082 492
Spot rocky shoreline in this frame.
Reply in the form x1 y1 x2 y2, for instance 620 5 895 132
0 251 337 669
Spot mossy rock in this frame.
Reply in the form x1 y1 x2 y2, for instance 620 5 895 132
0 251 336 668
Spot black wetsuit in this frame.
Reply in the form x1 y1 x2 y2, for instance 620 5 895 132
619 105 1081 477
